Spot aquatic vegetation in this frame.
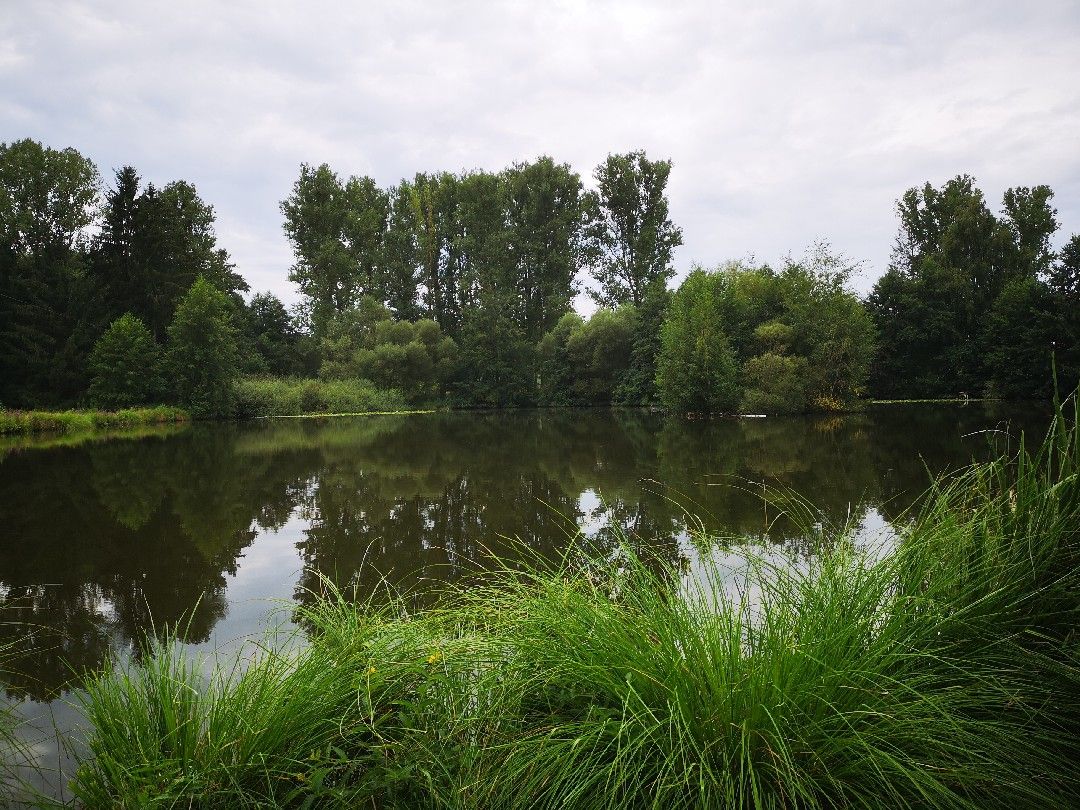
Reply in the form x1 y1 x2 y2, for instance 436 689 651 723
71 398 1080 808
0 406 188 437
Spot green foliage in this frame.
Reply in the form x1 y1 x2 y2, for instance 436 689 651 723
0 138 101 408
656 252 874 414
585 150 683 307
72 399 1080 807
453 301 534 407
88 313 162 408
655 269 740 413
0 406 187 436
166 277 240 419
232 376 407 417
244 291 305 376
614 278 672 405
741 352 809 413
502 157 585 340
536 312 585 405
318 298 458 403
868 176 1074 399
281 164 388 335
93 168 246 337
983 277 1057 399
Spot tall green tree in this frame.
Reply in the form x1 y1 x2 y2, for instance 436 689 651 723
93 170 245 338
586 151 682 308
615 277 672 404
166 277 239 418
452 294 535 406
503 157 584 340
0 138 100 406
88 313 162 407
383 182 422 320
655 269 740 414
281 164 388 334
869 176 1059 398
244 291 303 376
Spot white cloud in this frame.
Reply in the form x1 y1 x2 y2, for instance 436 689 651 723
2 0 1077 305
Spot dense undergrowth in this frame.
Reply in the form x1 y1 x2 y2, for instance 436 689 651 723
0 406 188 437
232 376 409 418
70 397 1080 808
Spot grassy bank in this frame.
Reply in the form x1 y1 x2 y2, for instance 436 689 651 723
233 376 409 418
0 406 188 437
72 399 1080 808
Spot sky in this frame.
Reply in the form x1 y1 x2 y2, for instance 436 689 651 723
2 0 1078 311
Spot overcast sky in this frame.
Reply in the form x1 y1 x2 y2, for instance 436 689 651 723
3 0 1078 309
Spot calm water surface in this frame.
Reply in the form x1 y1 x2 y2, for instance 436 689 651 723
0 404 1046 800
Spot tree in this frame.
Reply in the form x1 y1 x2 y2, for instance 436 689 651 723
1048 234 1080 391
776 246 875 407
88 313 162 407
0 138 100 406
503 157 584 340
281 164 387 335
453 296 535 406
655 269 740 413
586 151 682 308
537 312 585 406
983 277 1057 400
92 170 246 338
245 291 303 376
869 176 1061 398
166 277 239 418
615 277 672 404
565 306 636 403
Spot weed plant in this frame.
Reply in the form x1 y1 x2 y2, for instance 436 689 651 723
72 397 1080 808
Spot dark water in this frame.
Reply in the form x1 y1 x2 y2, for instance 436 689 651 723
0 404 1047 799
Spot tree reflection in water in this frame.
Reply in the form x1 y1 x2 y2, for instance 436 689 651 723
0 404 1045 701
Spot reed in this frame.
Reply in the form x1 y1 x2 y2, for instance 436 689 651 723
0 406 188 436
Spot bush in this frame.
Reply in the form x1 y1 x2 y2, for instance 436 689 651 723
320 301 457 403
88 313 162 408
233 377 407 418
740 352 809 414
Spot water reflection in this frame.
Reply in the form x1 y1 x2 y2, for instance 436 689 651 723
0 404 1044 701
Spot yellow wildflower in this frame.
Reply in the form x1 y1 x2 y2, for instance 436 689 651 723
427 650 442 665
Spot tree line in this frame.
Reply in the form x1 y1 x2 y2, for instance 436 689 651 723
1 135 1077 416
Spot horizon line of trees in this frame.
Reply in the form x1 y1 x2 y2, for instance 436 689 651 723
2 135 1078 416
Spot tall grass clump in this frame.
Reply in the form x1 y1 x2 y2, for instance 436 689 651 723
73 397 1080 808
0 406 187 436
233 376 409 418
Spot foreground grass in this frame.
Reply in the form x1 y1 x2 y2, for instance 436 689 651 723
233 376 410 418
72 399 1080 808
0 406 188 437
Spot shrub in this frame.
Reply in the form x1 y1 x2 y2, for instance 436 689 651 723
740 352 809 414
88 313 162 408
233 377 407 418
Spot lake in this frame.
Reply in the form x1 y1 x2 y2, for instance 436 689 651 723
0 404 1046 800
